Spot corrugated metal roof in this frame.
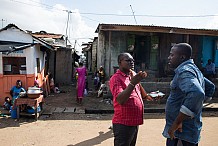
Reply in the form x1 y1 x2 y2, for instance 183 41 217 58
96 23 218 36
32 32 67 49
32 33 64 39
98 23 218 31
0 42 29 52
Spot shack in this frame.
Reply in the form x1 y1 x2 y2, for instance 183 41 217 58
0 24 55 104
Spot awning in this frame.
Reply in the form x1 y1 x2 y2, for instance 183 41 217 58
6 43 36 54
0 41 35 54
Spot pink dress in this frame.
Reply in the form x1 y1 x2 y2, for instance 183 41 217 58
76 66 87 99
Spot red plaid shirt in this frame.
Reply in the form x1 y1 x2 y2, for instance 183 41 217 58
110 69 144 126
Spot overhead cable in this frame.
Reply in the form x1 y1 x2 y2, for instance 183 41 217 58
9 0 218 18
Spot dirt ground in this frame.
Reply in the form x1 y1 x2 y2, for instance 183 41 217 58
1 84 218 146
44 84 114 110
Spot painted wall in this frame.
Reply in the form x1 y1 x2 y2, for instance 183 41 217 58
0 27 33 43
0 50 35 104
0 46 46 105
202 36 218 67
0 26 50 104
216 41 218 66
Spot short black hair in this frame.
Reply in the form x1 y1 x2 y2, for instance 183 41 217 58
117 53 129 63
79 62 83 66
16 80 21 84
5 96 10 101
174 43 192 59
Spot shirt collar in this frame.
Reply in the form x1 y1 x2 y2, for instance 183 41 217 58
174 59 194 72
117 69 130 77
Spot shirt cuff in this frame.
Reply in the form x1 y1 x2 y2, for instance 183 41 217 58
180 105 195 118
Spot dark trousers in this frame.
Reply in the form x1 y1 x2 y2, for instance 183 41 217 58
167 138 198 146
113 123 138 146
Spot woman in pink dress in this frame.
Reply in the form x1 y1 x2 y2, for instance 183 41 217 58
74 62 87 104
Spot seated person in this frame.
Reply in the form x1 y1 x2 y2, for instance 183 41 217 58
204 59 216 78
48 72 56 93
50 78 55 92
10 80 26 105
98 66 105 83
94 72 100 90
54 83 60 93
97 79 108 98
3 96 12 110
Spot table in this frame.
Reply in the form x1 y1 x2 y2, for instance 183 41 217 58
14 95 44 120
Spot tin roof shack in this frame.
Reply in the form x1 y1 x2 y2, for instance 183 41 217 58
96 24 218 80
0 24 55 105
82 37 98 74
32 31 73 85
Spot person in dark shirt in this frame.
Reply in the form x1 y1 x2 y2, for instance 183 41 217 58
3 96 12 110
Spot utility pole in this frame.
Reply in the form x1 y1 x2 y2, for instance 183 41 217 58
130 5 137 24
64 10 72 47
1 19 6 28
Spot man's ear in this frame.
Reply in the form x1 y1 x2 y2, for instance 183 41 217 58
180 55 185 61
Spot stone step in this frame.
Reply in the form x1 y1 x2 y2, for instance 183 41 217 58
53 107 65 113
64 107 76 113
42 106 55 115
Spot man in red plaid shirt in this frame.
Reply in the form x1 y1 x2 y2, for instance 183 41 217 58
110 52 151 146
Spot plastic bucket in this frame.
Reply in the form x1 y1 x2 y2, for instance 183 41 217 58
10 107 17 119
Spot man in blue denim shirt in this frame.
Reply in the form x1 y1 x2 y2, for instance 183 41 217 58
162 43 215 146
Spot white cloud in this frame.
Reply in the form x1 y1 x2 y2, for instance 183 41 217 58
0 0 96 53
1 0 218 54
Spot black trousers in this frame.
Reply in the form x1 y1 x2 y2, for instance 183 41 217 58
113 123 138 146
167 138 198 146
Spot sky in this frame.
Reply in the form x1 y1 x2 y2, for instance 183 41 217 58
1 0 218 54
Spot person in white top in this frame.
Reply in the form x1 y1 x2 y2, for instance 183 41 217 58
204 59 216 79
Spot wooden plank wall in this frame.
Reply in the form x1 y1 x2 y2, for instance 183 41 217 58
0 75 32 105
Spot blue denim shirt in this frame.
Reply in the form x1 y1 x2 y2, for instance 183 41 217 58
162 59 215 144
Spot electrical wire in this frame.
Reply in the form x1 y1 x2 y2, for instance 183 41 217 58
9 0 218 18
